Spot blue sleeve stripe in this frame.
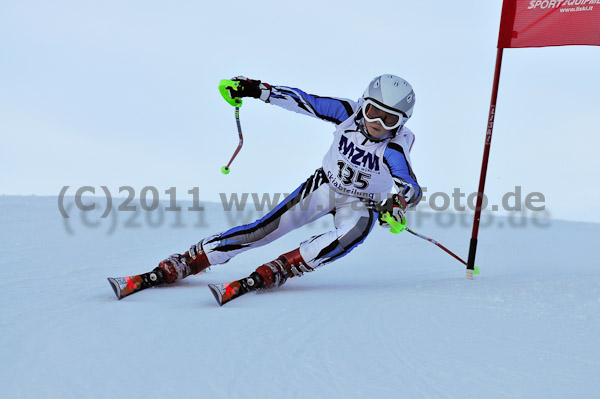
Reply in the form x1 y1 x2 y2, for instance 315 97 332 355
274 87 354 125
314 95 355 123
383 144 421 204
384 143 419 184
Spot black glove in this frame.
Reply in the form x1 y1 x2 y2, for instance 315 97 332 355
229 76 271 100
377 194 407 227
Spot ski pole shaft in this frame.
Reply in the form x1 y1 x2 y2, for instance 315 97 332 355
221 107 243 174
404 227 479 275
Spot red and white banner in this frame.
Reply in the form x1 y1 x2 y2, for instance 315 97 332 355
498 0 600 48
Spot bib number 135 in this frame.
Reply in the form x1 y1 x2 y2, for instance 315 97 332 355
337 161 371 189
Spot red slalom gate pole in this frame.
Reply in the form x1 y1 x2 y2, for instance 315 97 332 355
466 47 505 279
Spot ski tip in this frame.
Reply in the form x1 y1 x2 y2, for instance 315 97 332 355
107 277 123 300
208 284 224 306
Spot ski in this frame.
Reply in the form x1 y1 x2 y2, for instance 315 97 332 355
208 274 262 306
107 269 164 300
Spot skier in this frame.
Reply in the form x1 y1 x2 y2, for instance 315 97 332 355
108 74 422 304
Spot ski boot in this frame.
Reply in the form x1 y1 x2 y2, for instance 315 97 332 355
208 248 313 305
108 242 211 300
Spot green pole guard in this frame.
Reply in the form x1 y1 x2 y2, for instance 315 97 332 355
382 212 407 234
474 266 480 275
218 79 243 107
221 166 230 175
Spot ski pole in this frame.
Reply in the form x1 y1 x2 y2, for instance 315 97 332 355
381 212 480 275
218 79 245 175
220 106 243 175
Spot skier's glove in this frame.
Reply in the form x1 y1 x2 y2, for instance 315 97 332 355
229 76 271 101
377 194 408 228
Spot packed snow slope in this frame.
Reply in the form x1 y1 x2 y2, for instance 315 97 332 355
1 196 598 398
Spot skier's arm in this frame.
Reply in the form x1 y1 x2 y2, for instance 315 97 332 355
383 142 422 209
265 85 358 126
226 76 358 125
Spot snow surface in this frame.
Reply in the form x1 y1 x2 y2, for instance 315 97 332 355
1 195 599 398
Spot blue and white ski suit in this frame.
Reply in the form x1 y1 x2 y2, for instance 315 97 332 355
203 85 422 268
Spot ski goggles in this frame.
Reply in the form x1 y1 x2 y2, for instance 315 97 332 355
362 99 407 130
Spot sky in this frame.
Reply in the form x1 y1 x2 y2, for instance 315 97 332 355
1 0 599 223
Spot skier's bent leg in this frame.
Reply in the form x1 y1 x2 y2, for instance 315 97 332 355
156 169 331 285
301 200 378 268
203 169 331 266
248 199 377 290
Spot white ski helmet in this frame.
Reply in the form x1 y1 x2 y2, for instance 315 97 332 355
361 74 415 132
